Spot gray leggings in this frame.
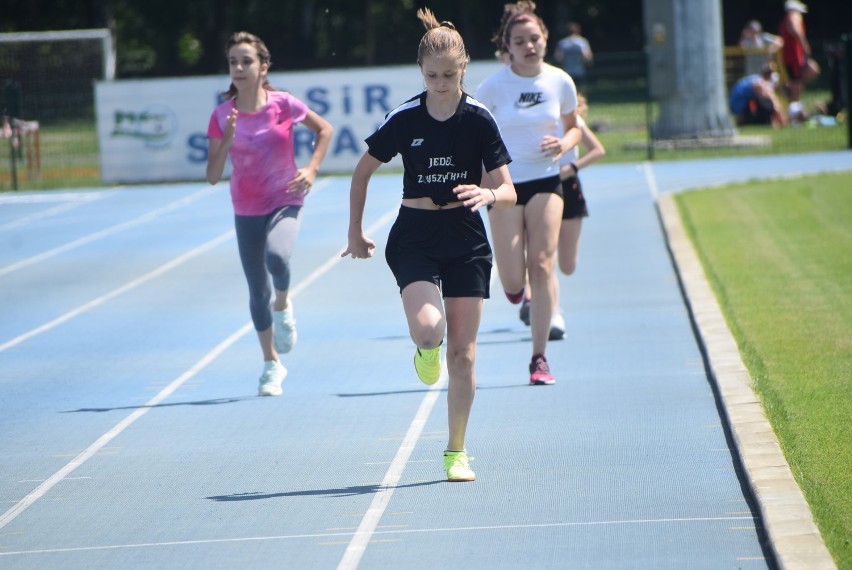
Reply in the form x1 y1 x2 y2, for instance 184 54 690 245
234 206 302 331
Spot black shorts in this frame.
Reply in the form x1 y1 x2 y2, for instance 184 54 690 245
514 175 563 206
385 206 492 298
561 175 589 219
742 96 775 125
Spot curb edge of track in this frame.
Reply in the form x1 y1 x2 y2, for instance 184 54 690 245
655 192 836 570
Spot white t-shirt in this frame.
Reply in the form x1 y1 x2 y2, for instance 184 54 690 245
475 64 577 183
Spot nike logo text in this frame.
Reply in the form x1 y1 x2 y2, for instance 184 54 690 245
514 92 545 108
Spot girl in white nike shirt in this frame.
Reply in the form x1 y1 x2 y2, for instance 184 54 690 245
476 1 580 386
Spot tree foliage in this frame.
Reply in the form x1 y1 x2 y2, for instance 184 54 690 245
2 0 849 78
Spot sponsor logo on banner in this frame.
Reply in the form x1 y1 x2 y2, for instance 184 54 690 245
111 105 177 147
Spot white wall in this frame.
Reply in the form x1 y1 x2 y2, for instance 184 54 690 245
95 61 502 184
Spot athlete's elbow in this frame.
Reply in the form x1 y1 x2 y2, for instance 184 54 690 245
317 120 334 140
501 185 517 208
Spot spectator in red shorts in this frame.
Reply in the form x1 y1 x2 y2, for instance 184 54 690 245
778 0 819 119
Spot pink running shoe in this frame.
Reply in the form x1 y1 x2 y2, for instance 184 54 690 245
529 353 555 385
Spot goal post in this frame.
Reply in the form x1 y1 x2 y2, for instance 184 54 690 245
0 29 115 81
0 28 113 189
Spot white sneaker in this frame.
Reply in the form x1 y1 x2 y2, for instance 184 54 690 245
549 310 566 341
258 360 287 396
273 299 297 354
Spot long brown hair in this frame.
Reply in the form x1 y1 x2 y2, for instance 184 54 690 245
221 31 274 100
491 1 549 55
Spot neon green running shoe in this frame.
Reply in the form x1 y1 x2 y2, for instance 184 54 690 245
443 450 476 482
413 345 442 385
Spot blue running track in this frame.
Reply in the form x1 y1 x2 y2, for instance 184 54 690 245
0 151 848 569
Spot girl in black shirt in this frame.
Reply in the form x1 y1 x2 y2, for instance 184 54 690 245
342 7 516 482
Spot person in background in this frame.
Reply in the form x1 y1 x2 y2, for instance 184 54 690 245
739 20 783 55
520 94 606 338
476 1 581 386
778 0 818 121
343 8 516 482
729 63 787 128
552 21 593 94
206 31 333 397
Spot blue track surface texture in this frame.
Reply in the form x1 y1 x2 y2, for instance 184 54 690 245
1 151 849 569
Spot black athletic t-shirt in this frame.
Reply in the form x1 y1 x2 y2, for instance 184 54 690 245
365 91 511 206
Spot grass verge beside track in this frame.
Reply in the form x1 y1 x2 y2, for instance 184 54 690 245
675 171 852 568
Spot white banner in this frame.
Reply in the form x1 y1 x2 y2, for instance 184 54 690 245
95 61 502 184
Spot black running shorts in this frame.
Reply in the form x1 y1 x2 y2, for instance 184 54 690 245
561 174 589 219
513 175 563 206
385 205 492 298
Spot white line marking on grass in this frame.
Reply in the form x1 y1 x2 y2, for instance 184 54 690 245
0 185 220 277
0 230 235 353
0 516 756 557
0 205 398 531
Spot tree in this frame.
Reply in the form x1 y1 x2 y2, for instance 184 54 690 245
644 0 734 139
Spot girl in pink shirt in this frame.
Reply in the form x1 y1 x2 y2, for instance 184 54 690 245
207 31 333 396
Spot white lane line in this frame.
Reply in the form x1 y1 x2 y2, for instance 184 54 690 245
0 193 114 232
337 370 447 570
0 230 235 354
0 191 115 205
17 477 91 483
0 516 757 557
0 206 398 531
641 161 661 200
333 203 462 569
0 321 252 531
0 185 220 277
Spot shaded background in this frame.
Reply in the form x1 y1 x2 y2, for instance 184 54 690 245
2 0 849 76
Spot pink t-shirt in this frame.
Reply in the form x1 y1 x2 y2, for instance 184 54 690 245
207 90 309 215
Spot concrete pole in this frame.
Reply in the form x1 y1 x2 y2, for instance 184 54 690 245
644 0 735 139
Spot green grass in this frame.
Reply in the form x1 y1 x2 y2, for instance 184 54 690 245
0 119 100 191
589 88 847 163
675 172 852 568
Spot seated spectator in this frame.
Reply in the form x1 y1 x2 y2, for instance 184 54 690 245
729 64 786 128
